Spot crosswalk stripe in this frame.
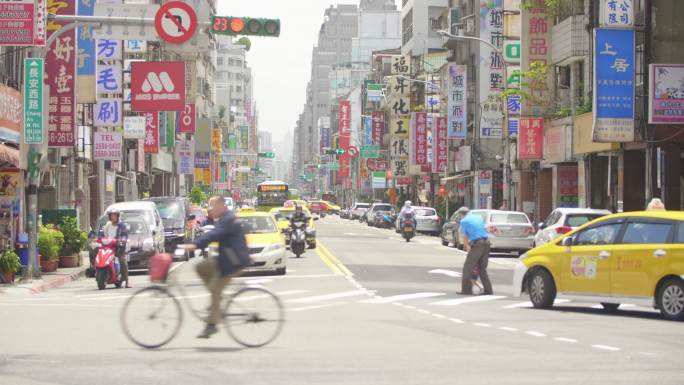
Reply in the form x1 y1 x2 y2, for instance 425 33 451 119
502 299 570 309
288 290 370 304
359 292 446 304
237 290 308 302
428 269 462 278
429 295 507 306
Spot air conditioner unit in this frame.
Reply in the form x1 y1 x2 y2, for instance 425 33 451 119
41 170 56 188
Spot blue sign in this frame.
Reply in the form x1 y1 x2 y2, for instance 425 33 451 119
77 0 95 76
508 117 519 138
364 117 372 145
320 126 330 154
594 28 635 141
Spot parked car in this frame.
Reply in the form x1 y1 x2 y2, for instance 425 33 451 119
481 210 535 254
534 208 611 247
440 211 463 248
513 210 684 320
104 201 164 254
365 203 394 226
350 202 370 220
91 213 157 272
147 197 193 253
396 207 441 235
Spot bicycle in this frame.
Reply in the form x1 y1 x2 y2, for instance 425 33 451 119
120 250 285 349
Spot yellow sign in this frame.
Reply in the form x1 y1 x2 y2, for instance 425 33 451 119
211 128 221 152
573 112 619 155
258 185 287 192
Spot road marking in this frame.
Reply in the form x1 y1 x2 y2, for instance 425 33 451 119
432 313 447 319
525 331 546 337
288 290 369 304
316 241 353 277
489 258 519 266
499 326 519 332
359 292 446 304
416 309 431 315
288 302 348 312
554 337 578 343
592 344 621 352
428 269 462 278
448 318 464 324
169 261 185 273
84 294 133 301
237 290 308 302
430 295 506 306
403 305 417 310
502 299 571 309
245 279 273 285
474 322 492 328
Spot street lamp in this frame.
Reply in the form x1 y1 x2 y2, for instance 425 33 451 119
437 29 512 210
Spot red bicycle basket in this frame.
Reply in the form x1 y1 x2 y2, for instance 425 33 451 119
149 253 172 283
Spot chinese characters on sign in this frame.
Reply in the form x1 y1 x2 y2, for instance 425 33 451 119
177 103 196 134
371 111 384 148
411 112 427 166
432 117 448 173
93 131 122 160
338 100 351 179
521 0 551 116
95 98 122 127
447 64 467 139
0 0 45 46
479 0 504 139
391 55 410 75
389 56 411 178
143 111 159 153
518 118 543 160
123 116 145 139
176 140 194 175
194 152 210 168
23 58 44 143
558 164 579 208
648 64 684 124
600 0 632 27
211 128 221 152
0 85 20 144
593 28 635 142
46 0 76 147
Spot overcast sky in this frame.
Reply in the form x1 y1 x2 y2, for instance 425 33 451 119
216 0 401 143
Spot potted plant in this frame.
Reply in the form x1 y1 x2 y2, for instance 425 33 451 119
38 225 64 272
60 217 87 268
0 247 20 284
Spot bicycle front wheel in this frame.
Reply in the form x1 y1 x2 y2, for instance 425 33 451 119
121 286 183 349
223 287 284 348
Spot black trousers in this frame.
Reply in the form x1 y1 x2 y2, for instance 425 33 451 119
461 240 493 294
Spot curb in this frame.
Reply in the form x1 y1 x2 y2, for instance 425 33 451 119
29 266 88 294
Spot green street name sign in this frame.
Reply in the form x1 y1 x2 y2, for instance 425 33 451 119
360 145 380 159
323 162 339 171
258 151 275 159
24 58 44 144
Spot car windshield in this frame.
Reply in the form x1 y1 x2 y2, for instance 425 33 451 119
98 212 147 232
355 204 369 209
373 204 392 212
565 214 605 227
153 201 185 228
189 209 206 221
490 213 529 224
415 209 436 216
237 216 278 234
123 219 149 235
272 211 294 221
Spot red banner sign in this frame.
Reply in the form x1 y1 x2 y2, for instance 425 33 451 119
366 159 388 171
337 100 351 179
177 103 195 133
371 111 385 147
46 0 75 147
519 117 543 160
143 112 159 153
413 112 427 165
433 116 448 173
131 61 185 111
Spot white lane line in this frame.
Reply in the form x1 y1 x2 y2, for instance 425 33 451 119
288 302 348 312
403 305 417 310
474 322 492 328
430 295 507 306
503 299 571 309
245 279 273 285
288 290 369 304
555 337 578 343
428 269 462 278
359 292 446 304
592 344 621 352
448 318 464 324
432 313 447 319
169 261 185 273
525 331 547 337
84 294 134 301
237 290 308 302
499 326 519 332
489 258 519 266
416 309 431 315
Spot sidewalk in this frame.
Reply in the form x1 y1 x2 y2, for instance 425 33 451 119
0 251 89 294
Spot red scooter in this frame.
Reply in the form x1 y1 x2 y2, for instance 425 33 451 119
95 237 124 290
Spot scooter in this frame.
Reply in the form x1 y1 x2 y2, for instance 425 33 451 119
289 219 307 258
401 213 416 242
94 237 125 290
379 212 396 229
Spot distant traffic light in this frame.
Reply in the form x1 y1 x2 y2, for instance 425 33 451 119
212 16 281 37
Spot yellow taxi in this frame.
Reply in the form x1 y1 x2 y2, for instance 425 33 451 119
269 206 317 249
236 209 287 275
513 211 684 320
323 200 341 214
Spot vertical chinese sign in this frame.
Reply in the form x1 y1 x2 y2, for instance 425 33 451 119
371 111 384 148
600 0 633 27
389 55 411 180
479 0 504 139
432 117 448 173
76 0 95 103
178 104 196 134
518 118 543 160
47 0 76 147
143 111 158 153
447 64 467 139
176 140 194 175
23 58 44 143
593 28 634 142
558 164 579 208
95 39 123 129
521 0 551 117
410 112 427 166
338 100 351 179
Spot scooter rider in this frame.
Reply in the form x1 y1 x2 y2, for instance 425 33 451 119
398 200 417 228
290 203 310 227
99 209 130 288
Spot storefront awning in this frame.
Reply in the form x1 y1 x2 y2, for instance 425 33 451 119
0 144 20 168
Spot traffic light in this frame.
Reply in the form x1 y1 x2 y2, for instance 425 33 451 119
212 16 281 37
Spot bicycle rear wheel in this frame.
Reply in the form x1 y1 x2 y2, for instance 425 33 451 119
121 286 182 349
223 287 284 348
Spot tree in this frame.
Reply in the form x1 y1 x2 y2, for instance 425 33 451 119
237 37 252 51
189 185 207 205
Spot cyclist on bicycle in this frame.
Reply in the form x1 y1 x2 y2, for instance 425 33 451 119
180 195 250 338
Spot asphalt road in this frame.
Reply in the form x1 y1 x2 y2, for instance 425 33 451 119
1 215 682 385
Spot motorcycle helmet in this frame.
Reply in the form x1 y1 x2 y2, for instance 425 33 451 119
404 200 412 207
108 209 120 220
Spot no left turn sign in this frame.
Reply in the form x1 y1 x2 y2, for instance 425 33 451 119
155 1 197 44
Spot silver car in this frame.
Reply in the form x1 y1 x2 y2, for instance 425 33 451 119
395 206 441 235
534 208 611 247
481 210 535 254
350 202 370 220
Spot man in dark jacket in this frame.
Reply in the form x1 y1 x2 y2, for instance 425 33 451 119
180 195 250 338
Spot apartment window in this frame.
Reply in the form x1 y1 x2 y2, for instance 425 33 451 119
226 72 232 79
235 86 242 93
402 9 413 46
236 59 243 67
228 58 235 66
217 57 224 66
236 73 243 80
